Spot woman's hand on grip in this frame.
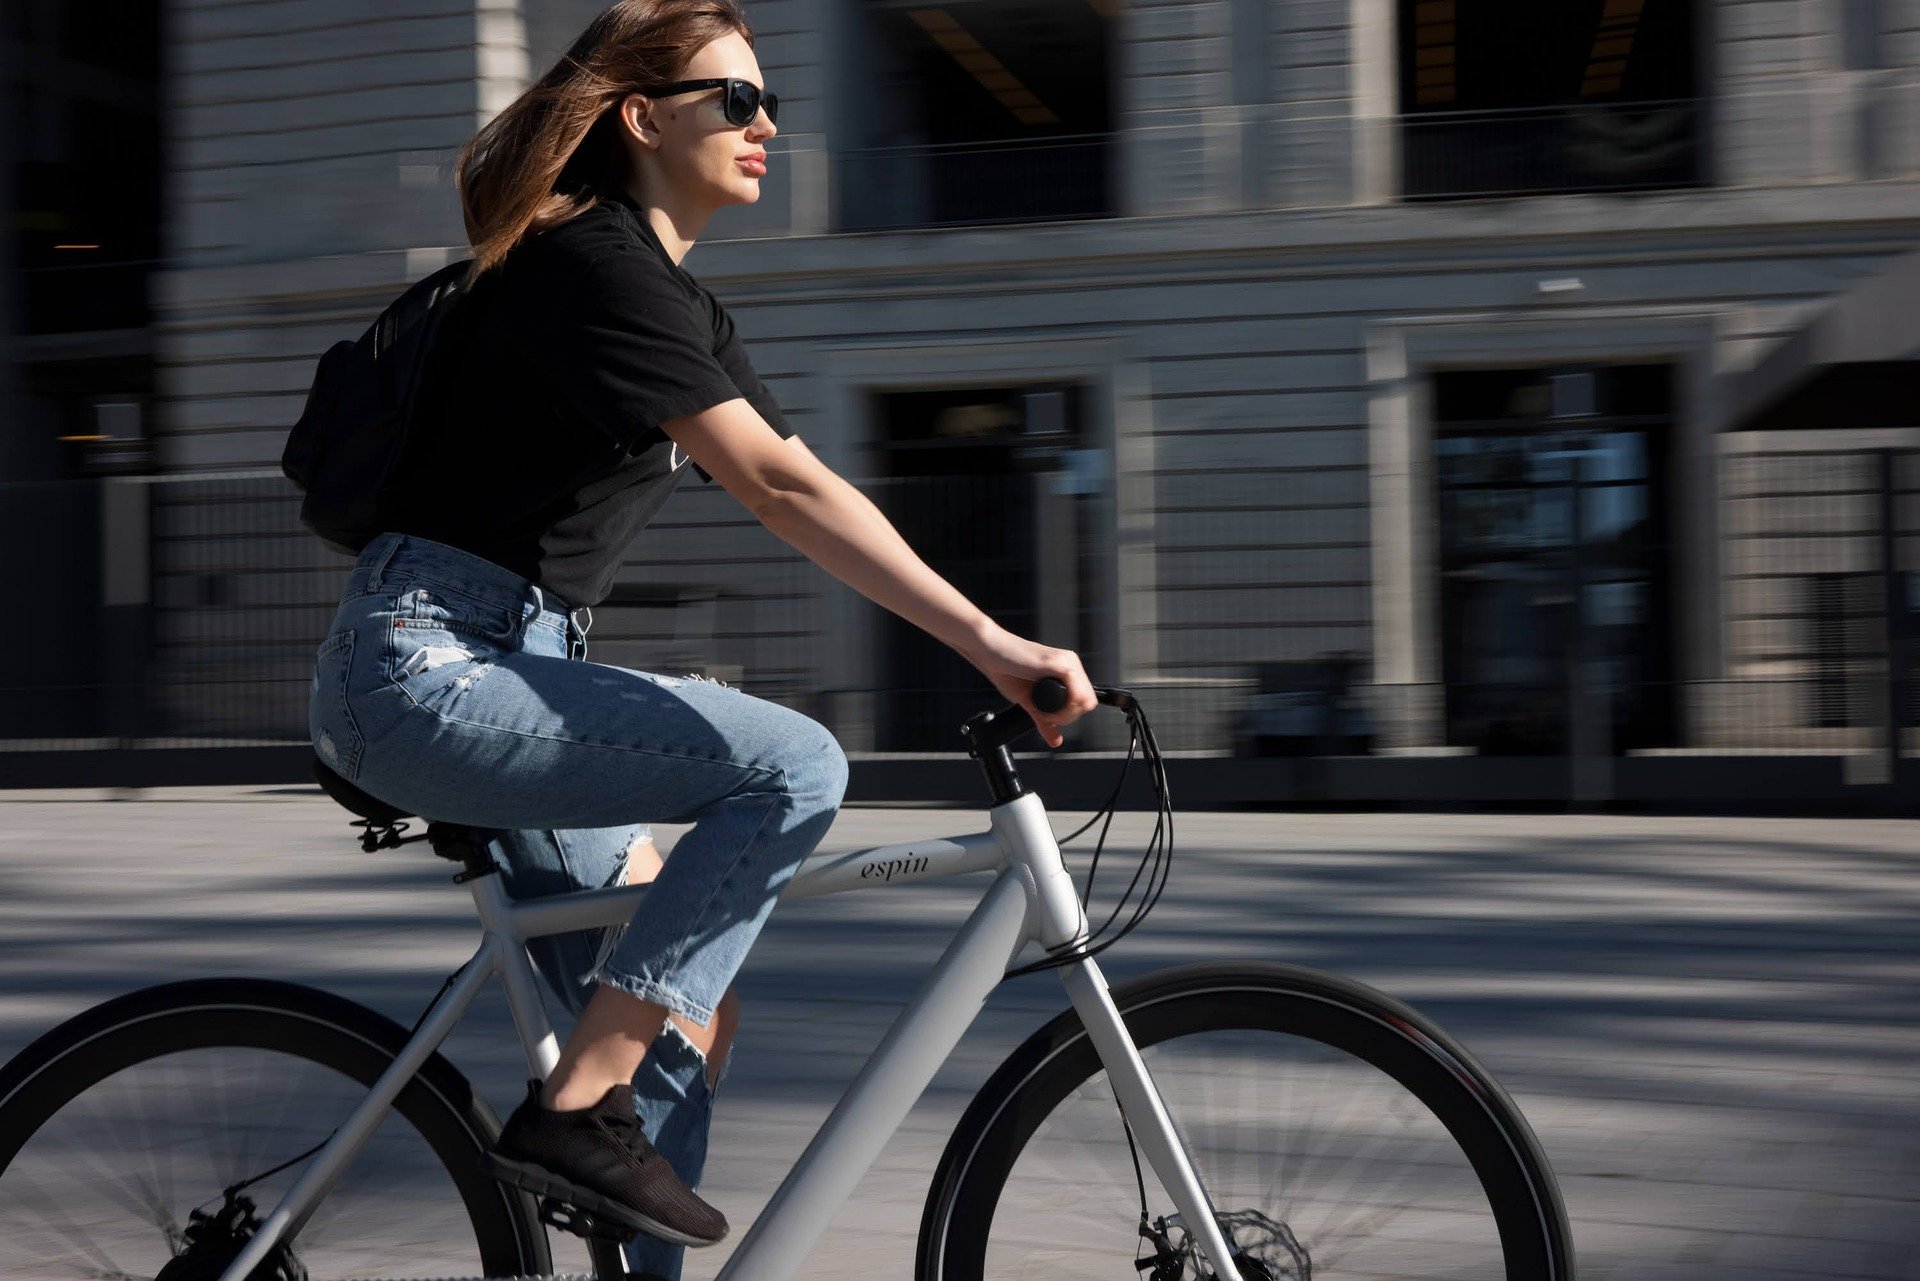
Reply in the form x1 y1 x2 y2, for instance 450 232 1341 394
960 626 1098 748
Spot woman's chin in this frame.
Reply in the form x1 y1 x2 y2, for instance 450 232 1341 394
693 175 762 212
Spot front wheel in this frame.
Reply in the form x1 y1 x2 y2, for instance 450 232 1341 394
918 963 1573 1280
0 979 552 1280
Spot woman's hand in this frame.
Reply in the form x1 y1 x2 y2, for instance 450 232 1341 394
958 625 1100 748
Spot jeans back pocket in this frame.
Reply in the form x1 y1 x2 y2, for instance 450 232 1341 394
310 630 365 779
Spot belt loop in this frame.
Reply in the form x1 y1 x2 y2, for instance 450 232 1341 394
364 533 402 593
525 584 546 639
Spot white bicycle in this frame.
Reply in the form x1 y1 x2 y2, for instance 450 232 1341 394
0 680 1573 1281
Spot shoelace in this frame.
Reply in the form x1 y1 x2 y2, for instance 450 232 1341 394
592 1102 661 1166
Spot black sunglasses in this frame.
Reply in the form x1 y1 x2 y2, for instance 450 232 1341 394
638 77 778 127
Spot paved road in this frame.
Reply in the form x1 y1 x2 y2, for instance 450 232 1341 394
0 788 1914 1279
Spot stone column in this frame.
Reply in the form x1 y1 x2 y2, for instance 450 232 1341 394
1119 0 1241 215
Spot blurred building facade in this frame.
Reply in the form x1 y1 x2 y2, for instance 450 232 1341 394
3 0 1917 801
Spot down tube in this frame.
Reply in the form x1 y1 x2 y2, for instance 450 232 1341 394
1057 957 1246 1281
716 870 1032 1281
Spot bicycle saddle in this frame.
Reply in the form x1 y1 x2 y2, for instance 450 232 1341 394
311 755 412 825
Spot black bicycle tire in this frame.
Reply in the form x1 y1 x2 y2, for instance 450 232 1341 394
916 961 1574 1281
0 977 552 1279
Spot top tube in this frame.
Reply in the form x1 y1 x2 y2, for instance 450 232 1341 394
504 828 1005 943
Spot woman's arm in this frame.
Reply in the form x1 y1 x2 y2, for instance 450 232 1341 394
661 399 1098 745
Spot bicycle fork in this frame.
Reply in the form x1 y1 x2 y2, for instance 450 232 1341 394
1000 794 1248 1281
1056 957 1246 1281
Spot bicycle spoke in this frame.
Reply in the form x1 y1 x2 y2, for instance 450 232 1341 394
981 1029 1506 1280
1 1046 491 1281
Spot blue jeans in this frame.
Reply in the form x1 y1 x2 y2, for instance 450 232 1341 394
309 532 848 1278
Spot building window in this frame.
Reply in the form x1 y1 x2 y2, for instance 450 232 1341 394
1433 365 1678 755
1397 0 1707 200
5 0 160 482
18 8 161 335
835 0 1115 232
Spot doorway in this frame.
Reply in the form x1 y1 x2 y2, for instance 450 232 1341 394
869 383 1092 750
1434 364 1677 755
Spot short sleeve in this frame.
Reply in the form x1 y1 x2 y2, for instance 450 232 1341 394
527 245 746 452
690 294 794 482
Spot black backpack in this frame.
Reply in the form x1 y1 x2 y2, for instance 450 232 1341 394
281 257 475 555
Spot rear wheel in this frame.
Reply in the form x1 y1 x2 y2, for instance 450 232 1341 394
918 963 1573 1280
0 979 552 1280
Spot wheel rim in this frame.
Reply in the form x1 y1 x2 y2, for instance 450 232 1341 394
1 1045 496 1281
974 1027 1515 1280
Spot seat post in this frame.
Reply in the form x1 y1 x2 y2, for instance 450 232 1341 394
425 823 501 883
463 858 517 937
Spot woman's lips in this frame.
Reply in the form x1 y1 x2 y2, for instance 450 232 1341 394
737 156 766 176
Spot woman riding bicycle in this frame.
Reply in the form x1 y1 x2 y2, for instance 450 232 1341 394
306 1 1096 1277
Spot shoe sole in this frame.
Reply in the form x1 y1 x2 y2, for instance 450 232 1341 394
483 1151 726 1248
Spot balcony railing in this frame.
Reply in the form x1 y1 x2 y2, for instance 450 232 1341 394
835 133 1115 233
1401 98 1708 201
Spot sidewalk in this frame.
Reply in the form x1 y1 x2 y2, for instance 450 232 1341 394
1 790 1915 1279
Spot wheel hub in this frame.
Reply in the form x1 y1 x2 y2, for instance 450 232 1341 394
1137 1208 1309 1281
153 1194 308 1281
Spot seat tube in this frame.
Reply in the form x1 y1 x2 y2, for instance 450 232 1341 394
1058 955 1245 1281
470 873 561 1078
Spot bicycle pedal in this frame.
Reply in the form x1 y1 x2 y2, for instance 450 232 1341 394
538 1196 638 1244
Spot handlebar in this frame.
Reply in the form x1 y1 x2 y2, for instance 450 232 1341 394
1031 677 1070 715
974 680 1134 749
1031 677 1136 717
961 678 1138 804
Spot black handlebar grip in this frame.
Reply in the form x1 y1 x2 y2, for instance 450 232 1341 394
1031 677 1069 715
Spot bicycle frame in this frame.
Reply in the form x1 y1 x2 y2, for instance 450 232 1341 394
216 790 1245 1281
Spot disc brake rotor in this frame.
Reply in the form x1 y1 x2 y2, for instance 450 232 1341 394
1137 1208 1309 1281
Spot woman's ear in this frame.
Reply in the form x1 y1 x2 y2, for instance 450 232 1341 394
620 94 661 152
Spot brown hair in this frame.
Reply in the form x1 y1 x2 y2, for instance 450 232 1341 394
454 0 754 282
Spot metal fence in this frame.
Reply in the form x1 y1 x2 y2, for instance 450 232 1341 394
1710 447 1918 764
835 133 1115 232
807 468 1111 754
1400 98 1709 201
0 473 782 771
4 448 1914 801
1143 446 1918 800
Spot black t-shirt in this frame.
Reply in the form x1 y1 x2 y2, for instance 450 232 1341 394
396 187 793 610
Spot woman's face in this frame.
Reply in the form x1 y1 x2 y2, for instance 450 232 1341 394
620 31 777 212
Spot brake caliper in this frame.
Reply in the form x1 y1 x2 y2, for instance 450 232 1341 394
1136 1208 1307 1281
154 1194 308 1281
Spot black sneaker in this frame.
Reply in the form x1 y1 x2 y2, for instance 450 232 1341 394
484 1079 728 1248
